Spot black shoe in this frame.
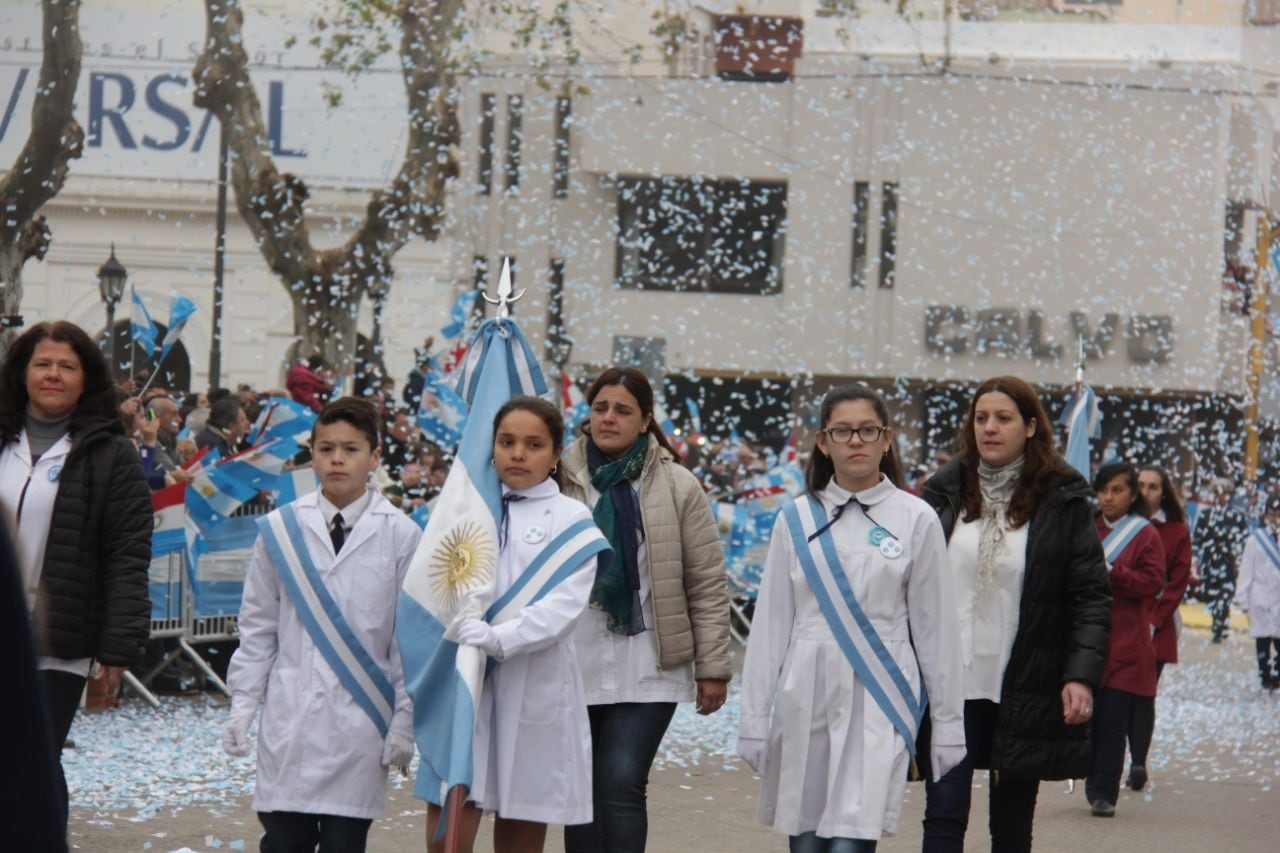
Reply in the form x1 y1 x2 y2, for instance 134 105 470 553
1126 765 1148 791
1091 799 1116 817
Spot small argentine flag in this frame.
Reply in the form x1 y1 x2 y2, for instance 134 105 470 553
396 314 548 811
1060 384 1101 480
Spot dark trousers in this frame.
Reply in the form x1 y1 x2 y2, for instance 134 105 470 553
1126 662 1166 768
1207 580 1235 640
923 700 1040 853
40 670 87 836
1086 687 1138 807
789 831 877 852
1256 637 1280 687
258 810 372 853
563 702 677 853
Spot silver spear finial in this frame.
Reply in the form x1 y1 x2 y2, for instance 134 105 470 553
481 257 525 319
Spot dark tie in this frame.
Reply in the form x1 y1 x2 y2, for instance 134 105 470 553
500 494 526 548
807 496 857 543
330 512 346 554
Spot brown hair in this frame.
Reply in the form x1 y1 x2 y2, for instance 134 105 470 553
493 395 565 488
312 396 381 451
805 384 905 493
0 320 118 443
1138 463 1186 524
1094 461 1145 518
583 366 679 457
957 375 1072 528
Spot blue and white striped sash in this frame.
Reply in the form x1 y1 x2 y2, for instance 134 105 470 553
782 495 925 753
486 518 611 625
1253 528 1280 576
257 505 396 737
1102 514 1150 564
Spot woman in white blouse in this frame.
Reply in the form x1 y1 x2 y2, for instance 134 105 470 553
919 376 1111 852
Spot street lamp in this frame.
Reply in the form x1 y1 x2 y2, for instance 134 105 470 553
97 244 127 375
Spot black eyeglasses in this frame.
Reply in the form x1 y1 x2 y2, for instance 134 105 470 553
822 425 887 444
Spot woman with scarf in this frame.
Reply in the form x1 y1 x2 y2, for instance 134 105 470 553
560 367 732 853
919 376 1112 852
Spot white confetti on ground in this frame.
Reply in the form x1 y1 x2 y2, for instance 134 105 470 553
64 638 1279 821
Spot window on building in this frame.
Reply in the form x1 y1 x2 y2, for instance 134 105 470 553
546 258 571 365
616 177 786 294
505 95 523 193
879 181 898 290
851 180 869 288
478 94 495 196
554 96 571 199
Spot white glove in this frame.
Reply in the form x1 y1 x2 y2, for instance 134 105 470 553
222 714 253 757
456 619 503 659
737 736 768 775
931 743 967 783
382 730 416 768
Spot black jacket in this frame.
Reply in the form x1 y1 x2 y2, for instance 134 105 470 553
33 419 152 666
919 458 1111 781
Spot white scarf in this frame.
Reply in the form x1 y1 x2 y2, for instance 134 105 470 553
976 456 1025 595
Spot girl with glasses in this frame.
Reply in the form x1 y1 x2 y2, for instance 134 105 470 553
739 384 965 852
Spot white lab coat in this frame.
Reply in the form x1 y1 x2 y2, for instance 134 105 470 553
1237 528 1280 638
739 478 965 840
227 487 422 819
470 478 599 824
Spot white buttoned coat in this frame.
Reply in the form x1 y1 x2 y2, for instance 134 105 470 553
227 488 422 819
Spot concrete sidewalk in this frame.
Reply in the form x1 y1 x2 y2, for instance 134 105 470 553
70 629 1278 852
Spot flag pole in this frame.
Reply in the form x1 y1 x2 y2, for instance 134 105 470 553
443 785 466 853
136 346 171 398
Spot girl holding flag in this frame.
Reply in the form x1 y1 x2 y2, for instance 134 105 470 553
1235 493 1280 692
738 384 966 852
1084 461 1165 818
431 396 610 853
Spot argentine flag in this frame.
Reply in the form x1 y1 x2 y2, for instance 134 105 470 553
396 315 548 810
417 366 469 450
130 287 158 355
160 291 198 363
1060 384 1101 480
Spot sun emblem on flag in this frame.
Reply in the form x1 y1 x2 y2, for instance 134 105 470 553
429 522 495 610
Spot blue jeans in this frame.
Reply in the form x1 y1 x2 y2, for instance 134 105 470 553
258 810 372 853
922 700 1040 853
789 831 877 852
563 702 677 853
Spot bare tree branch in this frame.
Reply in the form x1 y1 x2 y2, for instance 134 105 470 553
193 0 461 369
0 0 84 350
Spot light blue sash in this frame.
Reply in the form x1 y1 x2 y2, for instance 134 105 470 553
486 518 611 624
1253 528 1280 576
1102 514 1150 564
257 505 396 737
782 495 925 754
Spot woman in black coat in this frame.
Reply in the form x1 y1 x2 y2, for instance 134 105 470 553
0 321 152 835
918 376 1111 852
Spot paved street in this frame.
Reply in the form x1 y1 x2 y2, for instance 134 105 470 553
69 621 1279 852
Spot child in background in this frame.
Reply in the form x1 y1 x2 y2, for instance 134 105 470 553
427 396 609 853
1237 494 1280 693
223 397 422 851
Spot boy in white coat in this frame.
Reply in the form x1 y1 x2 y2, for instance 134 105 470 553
1237 495 1280 692
224 397 422 851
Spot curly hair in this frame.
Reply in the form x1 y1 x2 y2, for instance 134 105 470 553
956 375 1073 529
0 321 118 444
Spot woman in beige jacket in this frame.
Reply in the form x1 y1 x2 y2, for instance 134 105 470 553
561 366 732 853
